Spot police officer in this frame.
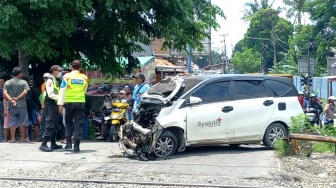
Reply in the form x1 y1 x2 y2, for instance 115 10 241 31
39 65 63 152
58 60 88 153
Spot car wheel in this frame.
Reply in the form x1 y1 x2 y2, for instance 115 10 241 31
263 123 287 148
153 130 178 158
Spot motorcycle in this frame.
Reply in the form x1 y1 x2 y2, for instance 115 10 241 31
306 108 321 126
90 115 103 138
104 101 129 142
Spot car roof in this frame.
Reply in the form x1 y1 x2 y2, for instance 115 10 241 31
184 74 292 83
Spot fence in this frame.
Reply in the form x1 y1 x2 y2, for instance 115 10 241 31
293 76 336 99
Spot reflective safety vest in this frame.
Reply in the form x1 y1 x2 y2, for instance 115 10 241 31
45 78 60 106
65 72 88 103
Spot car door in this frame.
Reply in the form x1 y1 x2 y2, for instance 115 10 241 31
186 81 236 142
232 80 276 139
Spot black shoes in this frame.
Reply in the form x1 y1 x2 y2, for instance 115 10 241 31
51 135 62 149
65 138 72 151
74 140 80 153
39 136 53 152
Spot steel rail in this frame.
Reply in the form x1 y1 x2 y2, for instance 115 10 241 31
0 176 270 188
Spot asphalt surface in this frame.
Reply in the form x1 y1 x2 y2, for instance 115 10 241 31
0 141 282 180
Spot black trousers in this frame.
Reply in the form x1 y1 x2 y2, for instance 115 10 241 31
64 103 85 141
43 105 59 138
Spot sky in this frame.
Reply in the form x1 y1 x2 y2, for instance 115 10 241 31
210 0 309 57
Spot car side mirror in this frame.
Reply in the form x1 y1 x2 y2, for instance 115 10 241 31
188 96 202 105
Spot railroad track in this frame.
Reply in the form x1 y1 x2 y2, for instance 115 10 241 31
0 176 269 188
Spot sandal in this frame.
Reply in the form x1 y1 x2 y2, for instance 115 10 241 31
8 140 16 143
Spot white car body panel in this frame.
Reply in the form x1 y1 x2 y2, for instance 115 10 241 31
143 75 304 148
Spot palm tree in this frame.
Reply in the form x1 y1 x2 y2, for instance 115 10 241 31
283 0 307 25
242 0 281 21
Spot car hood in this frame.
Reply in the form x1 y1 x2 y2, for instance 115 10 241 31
142 75 184 103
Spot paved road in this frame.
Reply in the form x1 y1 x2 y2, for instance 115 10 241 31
0 141 282 180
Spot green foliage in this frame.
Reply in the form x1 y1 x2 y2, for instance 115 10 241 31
283 0 308 25
88 123 96 140
275 113 336 156
274 139 291 156
242 0 281 21
268 53 298 75
243 9 293 70
311 142 335 153
231 48 262 73
289 113 320 134
0 0 225 75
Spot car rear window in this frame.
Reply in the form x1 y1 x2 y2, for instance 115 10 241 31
264 80 297 97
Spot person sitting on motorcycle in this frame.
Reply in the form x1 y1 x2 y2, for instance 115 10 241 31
298 91 308 110
110 89 118 102
115 90 129 103
323 96 336 125
96 95 112 140
306 94 323 113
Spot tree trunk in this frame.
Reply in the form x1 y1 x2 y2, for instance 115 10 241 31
18 48 29 77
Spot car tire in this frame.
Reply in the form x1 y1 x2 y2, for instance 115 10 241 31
263 123 287 149
153 130 178 158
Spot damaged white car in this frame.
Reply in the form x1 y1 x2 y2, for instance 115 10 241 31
119 74 303 160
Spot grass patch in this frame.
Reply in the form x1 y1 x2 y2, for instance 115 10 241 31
311 142 335 153
274 139 291 156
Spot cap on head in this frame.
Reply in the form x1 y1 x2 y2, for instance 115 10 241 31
12 67 22 76
119 90 126 95
123 85 132 90
133 73 145 80
50 65 63 72
298 91 304 95
110 89 118 94
72 60 82 67
43 73 51 78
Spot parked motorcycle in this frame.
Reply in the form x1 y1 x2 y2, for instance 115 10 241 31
104 101 129 142
90 115 103 138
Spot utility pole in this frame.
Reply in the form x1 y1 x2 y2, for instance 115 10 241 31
307 28 310 93
271 21 277 73
220 33 229 74
187 45 192 74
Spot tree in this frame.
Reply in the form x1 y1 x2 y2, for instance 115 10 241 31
0 0 224 76
242 0 281 21
283 0 308 25
244 9 293 69
232 39 244 57
231 48 262 73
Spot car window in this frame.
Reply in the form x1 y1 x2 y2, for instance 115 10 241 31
192 81 230 103
264 80 294 97
234 80 267 100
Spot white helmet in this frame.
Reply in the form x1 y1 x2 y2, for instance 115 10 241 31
328 96 336 101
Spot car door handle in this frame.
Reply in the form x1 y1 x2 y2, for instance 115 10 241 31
263 100 274 106
222 106 233 113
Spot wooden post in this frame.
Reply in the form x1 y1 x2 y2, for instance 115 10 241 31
290 139 297 155
289 134 336 143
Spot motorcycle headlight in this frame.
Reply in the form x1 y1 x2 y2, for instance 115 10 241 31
104 116 110 121
111 115 119 119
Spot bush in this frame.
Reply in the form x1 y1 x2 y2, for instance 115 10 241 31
275 113 336 156
274 139 291 156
